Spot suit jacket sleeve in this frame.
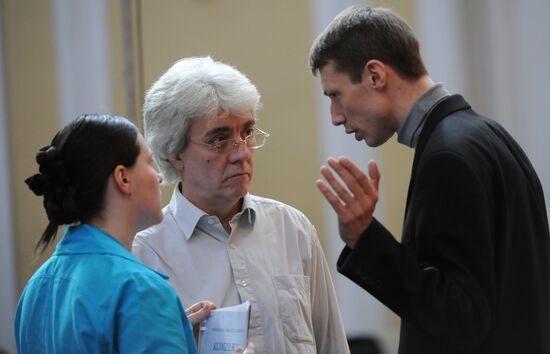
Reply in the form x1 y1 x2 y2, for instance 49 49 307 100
338 150 493 346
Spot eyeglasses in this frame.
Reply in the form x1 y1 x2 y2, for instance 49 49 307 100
190 128 270 154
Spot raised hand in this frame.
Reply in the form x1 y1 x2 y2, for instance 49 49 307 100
316 157 380 249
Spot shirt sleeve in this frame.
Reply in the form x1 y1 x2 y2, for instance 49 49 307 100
308 225 351 354
115 272 197 354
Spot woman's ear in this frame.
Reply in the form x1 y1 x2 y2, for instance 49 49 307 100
113 165 132 196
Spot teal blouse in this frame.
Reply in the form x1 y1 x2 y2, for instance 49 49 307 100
15 224 197 354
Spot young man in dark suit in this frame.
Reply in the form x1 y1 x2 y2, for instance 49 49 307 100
309 6 550 354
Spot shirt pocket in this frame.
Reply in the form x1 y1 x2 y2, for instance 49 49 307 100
272 275 315 346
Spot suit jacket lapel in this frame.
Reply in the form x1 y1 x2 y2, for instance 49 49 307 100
404 94 471 216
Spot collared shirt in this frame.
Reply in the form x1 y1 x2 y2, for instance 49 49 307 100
133 186 350 354
398 83 450 148
15 224 196 354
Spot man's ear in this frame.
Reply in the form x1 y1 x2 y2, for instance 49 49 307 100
362 59 387 89
170 153 185 172
113 165 132 195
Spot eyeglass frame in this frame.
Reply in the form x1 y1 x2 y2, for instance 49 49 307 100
189 127 270 154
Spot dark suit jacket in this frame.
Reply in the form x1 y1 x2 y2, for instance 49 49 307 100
338 95 550 354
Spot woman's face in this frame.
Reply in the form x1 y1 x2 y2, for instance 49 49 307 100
128 134 164 231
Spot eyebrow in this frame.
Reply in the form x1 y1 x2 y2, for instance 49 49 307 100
203 118 257 138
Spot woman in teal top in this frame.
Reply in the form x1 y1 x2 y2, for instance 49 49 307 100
15 114 199 353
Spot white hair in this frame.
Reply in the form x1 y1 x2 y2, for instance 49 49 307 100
143 56 262 182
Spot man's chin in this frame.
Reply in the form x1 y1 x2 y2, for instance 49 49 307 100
227 184 250 199
352 130 364 141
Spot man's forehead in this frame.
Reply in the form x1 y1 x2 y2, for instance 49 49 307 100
320 62 343 83
321 64 355 91
320 59 337 72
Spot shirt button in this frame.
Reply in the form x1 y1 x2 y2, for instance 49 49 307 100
229 243 236 249
240 280 247 287
207 217 215 225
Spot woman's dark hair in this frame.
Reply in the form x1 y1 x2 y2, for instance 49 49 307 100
25 114 140 253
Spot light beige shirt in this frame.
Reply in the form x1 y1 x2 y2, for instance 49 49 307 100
132 186 350 354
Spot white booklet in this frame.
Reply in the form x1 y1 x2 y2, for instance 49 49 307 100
198 301 251 354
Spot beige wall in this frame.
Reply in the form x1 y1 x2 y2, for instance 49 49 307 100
7 0 413 311
5 0 60 289
139 0 327 245
7 2 549 353
4 1 414 351
6 0 326 287
5 0 128 290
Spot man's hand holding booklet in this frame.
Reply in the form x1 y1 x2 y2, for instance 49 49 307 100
198 301 251 354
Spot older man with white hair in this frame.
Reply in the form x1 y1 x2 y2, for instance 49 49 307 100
132 56 349 354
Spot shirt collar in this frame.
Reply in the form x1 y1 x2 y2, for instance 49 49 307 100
397 83 450 148
237 194 257 226
55 224 140 260
168 184 208 240
56 224 169 279
168 184 257 240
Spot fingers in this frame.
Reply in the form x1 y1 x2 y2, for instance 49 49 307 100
186 301 216 325
244 341 256 354
337 156 379 196
185 302 203 315
323 158 368 203
319 157 378 203
319 164 353 208
317 156 379 248
235 342 256 354
316 178 344 214
367 159 380 191
186 300 216 315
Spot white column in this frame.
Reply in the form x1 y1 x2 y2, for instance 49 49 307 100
417 0 550 218
492 0 550 209
0 1 18 352
309 1 396 353
416 0 470 97
0 2 113 352
53 0 112 126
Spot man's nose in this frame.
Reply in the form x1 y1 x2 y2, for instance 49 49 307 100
228 140 251 162
330 103 345 126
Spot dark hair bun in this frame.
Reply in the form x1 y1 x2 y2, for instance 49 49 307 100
27 114 140 253
25 173 46 196
25 144 80 225
36 145 59 168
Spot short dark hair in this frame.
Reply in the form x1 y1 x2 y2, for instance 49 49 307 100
25 114 140 253
309 6 427 83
